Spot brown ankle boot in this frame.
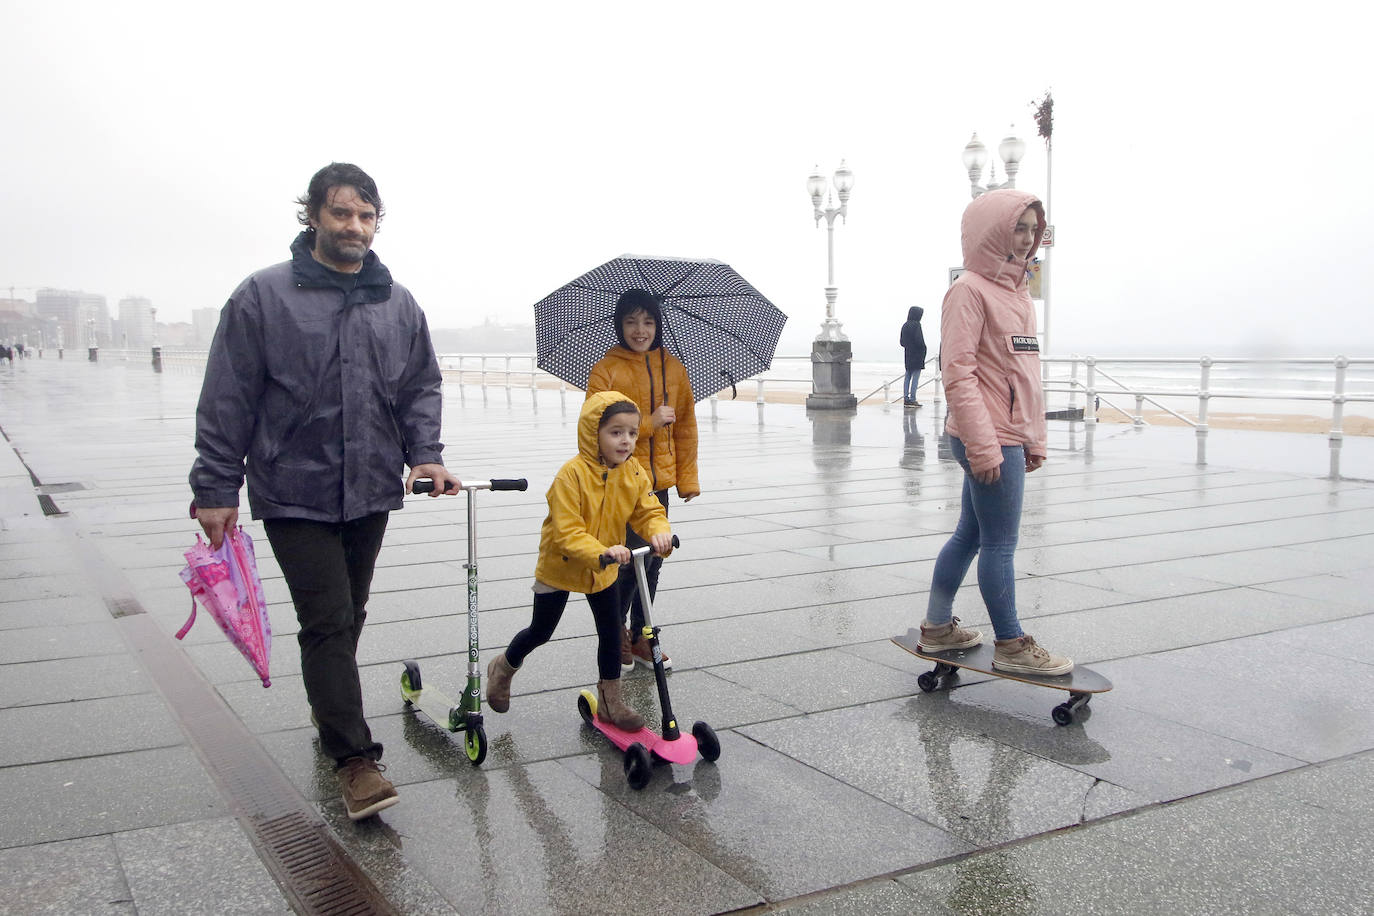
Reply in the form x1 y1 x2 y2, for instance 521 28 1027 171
596 678 645 731
486 653 517 713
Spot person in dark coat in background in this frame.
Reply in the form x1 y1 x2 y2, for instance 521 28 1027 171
900 306 928 408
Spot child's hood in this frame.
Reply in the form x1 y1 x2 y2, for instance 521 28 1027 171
960 188 1045 290
579 390 637 464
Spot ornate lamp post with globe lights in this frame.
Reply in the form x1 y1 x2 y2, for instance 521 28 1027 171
961 127 1026 199
804 160 858 410
150 305 162 373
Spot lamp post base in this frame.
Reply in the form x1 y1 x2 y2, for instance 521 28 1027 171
807 339 857 411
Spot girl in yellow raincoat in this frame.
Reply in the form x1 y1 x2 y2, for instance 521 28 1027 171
485 391 672 730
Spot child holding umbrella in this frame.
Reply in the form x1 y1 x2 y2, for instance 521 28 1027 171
586 289 700 671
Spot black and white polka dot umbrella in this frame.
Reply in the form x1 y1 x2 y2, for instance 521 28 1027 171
533 254 788 401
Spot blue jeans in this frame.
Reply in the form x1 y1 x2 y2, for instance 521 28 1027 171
924 437 1026 640
903 368 922 401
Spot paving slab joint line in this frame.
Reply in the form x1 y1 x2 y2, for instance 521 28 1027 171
54 512 401 916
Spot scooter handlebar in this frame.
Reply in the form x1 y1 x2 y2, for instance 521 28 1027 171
411 477 528 494
599 535 680 568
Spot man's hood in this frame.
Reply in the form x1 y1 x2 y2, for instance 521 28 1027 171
960 189 1045 291
907 306 923 322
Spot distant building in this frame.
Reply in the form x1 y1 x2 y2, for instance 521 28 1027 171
0 298 58 349
191 307 220 347
37 289 110 349
118 296 155 348
160 322 195 347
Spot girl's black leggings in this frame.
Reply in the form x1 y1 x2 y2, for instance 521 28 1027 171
505 584 624 680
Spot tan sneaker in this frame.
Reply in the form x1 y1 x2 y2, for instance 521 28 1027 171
340 757 398 821
918 617 983 652
993 635 1073 676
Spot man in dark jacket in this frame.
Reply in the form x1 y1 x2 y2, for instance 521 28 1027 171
900 306 928 408
190 162 461 821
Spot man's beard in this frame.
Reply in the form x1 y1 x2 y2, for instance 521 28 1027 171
317 231 369 268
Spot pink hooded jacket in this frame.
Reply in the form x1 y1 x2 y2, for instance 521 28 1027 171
941 189 1047 475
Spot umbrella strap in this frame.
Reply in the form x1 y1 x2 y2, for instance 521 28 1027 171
175 597 197 640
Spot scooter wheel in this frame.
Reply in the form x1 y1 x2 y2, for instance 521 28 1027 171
400 660 423 698
577 690 596 725
692 721 721 762
625 743 652 790
465 724 488 766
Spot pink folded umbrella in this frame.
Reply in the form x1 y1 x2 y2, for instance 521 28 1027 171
177 527 272 687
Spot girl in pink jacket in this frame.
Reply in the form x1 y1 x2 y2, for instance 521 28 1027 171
917 189 1072 675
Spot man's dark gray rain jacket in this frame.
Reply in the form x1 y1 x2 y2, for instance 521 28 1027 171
190 232 445 522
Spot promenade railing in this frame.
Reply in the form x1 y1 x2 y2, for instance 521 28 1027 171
70 348 1369 479
1045 355 1374 479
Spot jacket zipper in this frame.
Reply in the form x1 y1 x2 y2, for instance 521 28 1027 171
644 354 659 489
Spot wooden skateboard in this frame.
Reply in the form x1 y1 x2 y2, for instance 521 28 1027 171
891 628 1112 725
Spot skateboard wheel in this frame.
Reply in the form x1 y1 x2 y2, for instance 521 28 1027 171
625 743 652 790
917 671 940 693
400 660 423 697
1052 704 1075 726
692 721 721 762
465 723 488 766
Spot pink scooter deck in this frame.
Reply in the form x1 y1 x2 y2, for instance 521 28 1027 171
578 690 700 765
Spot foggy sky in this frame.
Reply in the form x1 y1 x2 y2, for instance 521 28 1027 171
2 0 1368 359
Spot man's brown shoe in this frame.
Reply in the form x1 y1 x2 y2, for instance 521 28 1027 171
340 757 398 821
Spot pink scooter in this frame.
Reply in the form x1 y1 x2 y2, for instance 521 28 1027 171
578 538 720 789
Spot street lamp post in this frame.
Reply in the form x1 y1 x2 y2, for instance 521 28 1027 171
87 317 98 362
150 306 162 373
805 160 858 411
961 127 1026 198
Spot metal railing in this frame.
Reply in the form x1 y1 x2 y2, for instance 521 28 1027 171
64 347 1371 479
1045 355 1374 479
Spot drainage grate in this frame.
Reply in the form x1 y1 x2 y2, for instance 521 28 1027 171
105 597 144 618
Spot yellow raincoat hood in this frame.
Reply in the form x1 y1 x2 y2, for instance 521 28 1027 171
534 391 671 593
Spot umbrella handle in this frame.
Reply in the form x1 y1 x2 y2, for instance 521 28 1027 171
721 369 737 400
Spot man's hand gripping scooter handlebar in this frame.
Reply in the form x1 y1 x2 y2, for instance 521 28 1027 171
412 478 529 494
600 536 680 568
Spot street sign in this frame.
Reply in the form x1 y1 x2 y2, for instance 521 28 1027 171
948 267 966 286
1040 224 1055 248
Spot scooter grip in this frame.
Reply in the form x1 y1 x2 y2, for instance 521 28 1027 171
491 478 528 491
411 479 458 495
599 535 681 567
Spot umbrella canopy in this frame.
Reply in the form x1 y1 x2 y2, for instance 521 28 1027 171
176 528 272 687
533 254 788 401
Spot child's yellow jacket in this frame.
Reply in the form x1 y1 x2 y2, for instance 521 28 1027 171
534 391 671 594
